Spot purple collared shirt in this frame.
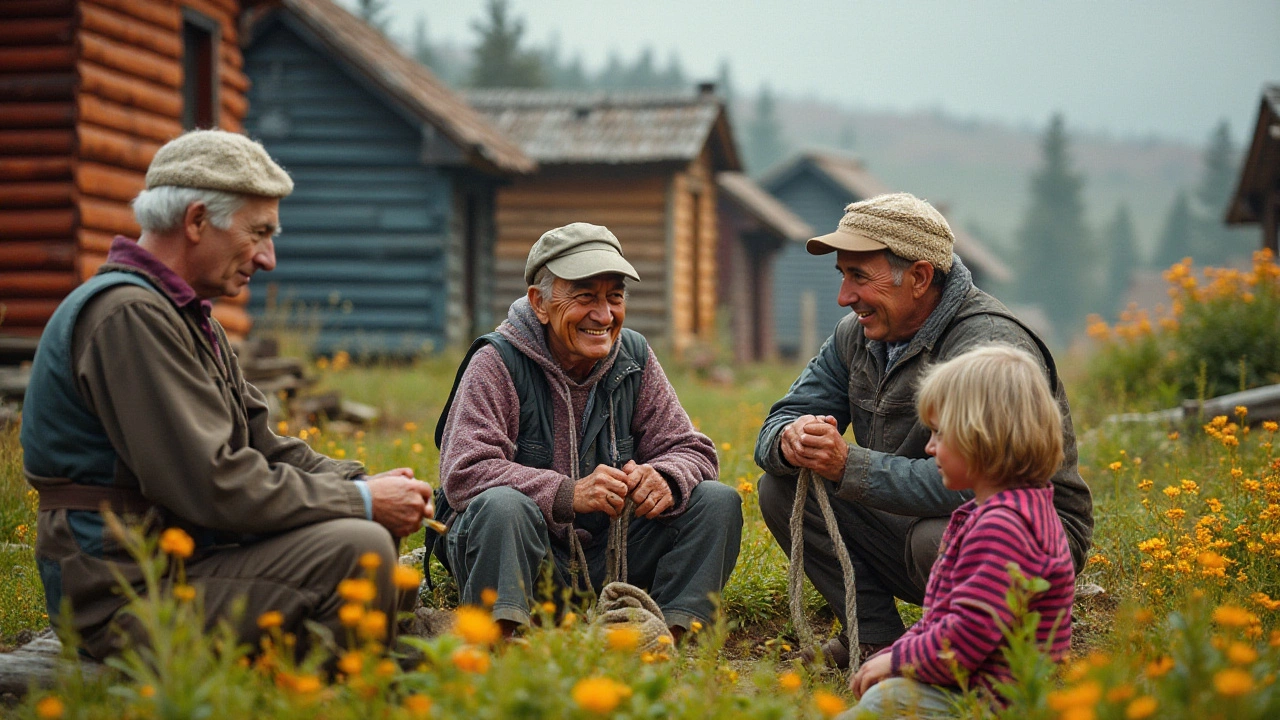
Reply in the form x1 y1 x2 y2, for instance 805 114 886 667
104 236 221 358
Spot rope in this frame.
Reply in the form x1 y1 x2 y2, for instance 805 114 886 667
788 468 861 673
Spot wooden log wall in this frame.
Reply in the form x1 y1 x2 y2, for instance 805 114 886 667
492 169 672 345
668 148 719 354
0 0 252 339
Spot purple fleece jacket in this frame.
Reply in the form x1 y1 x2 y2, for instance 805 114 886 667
438 297 719 544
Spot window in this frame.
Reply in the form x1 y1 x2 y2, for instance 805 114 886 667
182 11 220 129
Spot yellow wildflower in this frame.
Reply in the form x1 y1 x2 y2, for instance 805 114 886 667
572 677 632 714
403 421 418 432
358 610 387 641
1213 605 1258 627
159 527 195 559
1227 642 1258 665
779 671 802 691
1145 656 1175 678
1109 461 1123 472
291 674 323 694
1263 421 1278 433
561 612 579 628
812 690 847 718
359 552 381 571
1125 696 1158 719
375 659 397 677
1048 680 1101 710
691 620 703 633
481 588 498 607
337 651 363 676
606 625 641 652
542 601 557 614
403 694 432 717
1162 486 1181 499
35 696 64 719
453 606 501 646
1213 668 1254 697
338 578 377 604
1106 684 1135 703
451 645 490 674
173 584 196 602
393 565 423 591
257 611 285 630
139 685 156 699
339 603 364 627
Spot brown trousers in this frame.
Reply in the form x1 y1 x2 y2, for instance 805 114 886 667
81 518 413 659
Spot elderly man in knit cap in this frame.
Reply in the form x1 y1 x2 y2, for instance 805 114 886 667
754 193 1093 669
433 222 742 641
22 129 434 659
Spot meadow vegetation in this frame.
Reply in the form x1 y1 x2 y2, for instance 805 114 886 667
3 253 1280 718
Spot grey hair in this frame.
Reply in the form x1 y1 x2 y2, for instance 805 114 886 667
132 186 246 233
530 265 628 302
885 250 946 288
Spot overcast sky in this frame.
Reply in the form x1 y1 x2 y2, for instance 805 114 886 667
358 0 1279 145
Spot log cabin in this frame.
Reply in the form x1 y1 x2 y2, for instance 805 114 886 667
1 0 255 340
760 151 1013 358
465 85 741 355
1226 85 1280 254
715 171 811 363
241 0 534 355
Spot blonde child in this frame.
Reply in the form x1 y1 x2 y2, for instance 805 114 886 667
841 344 1075 719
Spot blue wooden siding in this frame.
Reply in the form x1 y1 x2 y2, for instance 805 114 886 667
242 21 452 355
766 168 854 357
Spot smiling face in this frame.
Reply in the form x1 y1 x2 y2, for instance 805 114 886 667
834 250 938 343
530 274 627 380
186 196 280 299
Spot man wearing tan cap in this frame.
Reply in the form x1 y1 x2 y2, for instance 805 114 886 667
753 193 1093 669
433 222 741 640
22 129 434 659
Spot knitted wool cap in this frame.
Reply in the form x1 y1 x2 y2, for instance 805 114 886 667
146 129 293 197
806 192 954 273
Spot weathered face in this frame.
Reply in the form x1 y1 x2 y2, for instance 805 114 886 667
187 196 279 299
834 250 934 343
530 274 627 379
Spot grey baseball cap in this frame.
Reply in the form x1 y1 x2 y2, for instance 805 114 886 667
523 222 641 285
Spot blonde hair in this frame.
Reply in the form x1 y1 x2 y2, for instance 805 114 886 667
916 344 1063 488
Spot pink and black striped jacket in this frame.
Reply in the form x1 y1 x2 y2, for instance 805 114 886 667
891 485 1074 693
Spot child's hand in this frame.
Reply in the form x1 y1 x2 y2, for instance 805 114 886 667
848 652 893 699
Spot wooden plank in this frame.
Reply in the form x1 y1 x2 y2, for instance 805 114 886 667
0 101 75 129
0 181 73 207
0 73 75 102
220 114 243 134
0 209 74 238
0 129 73 154
0 156 72 180
78 123 162 172
212 303 252 336
220 41 242 71
0 271 77 297
76 161 145 203
80 3 181 59
6 0 75 18
221 63 249 94
80 61 183 118
221 89 247 121
0 240 77 270
0 45 75 71
79 94 183 144
0 18 74 45
496 207 667 227
0 299 60 327
81 30 182 88
83 0 180 31
80 249 107 280
79 227 118 252
498 190 667 210
79 196 140 236
182 0 239 43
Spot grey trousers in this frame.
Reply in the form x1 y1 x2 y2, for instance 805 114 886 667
446 483 743 629
758 472 947 645
838 677 961 719
83 518 412 659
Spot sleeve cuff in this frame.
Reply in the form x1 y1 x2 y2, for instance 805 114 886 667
834 444 871 502
353 478 373 520
552 476 577 524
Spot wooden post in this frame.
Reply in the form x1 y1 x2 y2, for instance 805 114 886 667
1264 193 1279 255
800 290 818 361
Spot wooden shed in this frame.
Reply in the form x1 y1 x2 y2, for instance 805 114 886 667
715 171 812 363
1226 85 1280 254
760 151 1012 358
1 0 256 340
465 87 741 354
241 0 533 355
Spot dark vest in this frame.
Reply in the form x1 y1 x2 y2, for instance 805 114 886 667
426 328 649 573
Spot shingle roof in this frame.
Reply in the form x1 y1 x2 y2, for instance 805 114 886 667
261 0 534 175
465 88 741 169
764 151 1012 284
717 172 813 241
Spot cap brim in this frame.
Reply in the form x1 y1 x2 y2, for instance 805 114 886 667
545 249 641 282
805 228 888 255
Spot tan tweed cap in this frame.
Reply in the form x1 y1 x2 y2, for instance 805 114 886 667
806 192 954 273
146 129 293 197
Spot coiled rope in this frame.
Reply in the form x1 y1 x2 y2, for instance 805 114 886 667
789 468 861 673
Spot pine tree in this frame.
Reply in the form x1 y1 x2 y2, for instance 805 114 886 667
356 0 388 32
1015 114 1093 341
412 17 435 70
1191 121 1251 264
745 84 786 176
1103 203 1138 317
468 0 544 88
1154 190 1194 271
716 59 735 109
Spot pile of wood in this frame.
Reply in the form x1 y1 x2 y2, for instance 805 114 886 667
1105 383 1280 427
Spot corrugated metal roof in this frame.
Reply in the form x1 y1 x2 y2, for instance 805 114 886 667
465 88 739 168
717 172 813 241
765 151 1012 284
264 0 534 175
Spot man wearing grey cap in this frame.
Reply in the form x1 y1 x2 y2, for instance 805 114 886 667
753 193 1093 669
434 222 741 640
22 130 434 659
